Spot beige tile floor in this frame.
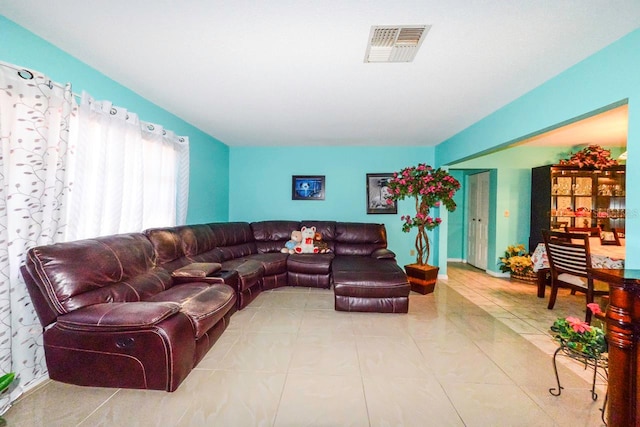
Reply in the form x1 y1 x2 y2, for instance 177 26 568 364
4 262 609 426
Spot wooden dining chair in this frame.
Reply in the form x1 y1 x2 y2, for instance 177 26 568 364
542 230 610 323
612 228 625 246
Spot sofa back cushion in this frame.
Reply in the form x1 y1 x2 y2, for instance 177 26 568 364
251 220 301 253
145 227 187 270
23 233 172 319
207 222 257 260
177 224 225 264
300 221 337 252
334 222 387 256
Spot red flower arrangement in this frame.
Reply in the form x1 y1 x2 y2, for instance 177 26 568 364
557 144 618 170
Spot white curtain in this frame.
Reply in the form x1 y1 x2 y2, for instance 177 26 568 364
0 62 76 410
0 62 190 412
65 94 189 241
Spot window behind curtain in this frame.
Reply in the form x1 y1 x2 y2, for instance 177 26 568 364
65 93 189 241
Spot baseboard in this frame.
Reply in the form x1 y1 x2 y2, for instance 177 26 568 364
447 258 465 263
437 274 448 280
486 270 510 278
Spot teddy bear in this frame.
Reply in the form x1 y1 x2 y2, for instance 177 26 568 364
313 232 331 253
281 230 302 254
294 226 319 254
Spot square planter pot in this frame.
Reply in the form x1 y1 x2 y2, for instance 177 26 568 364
405 264 439 294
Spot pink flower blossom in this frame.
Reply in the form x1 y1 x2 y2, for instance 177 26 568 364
566 316 591 333
587 303 603 316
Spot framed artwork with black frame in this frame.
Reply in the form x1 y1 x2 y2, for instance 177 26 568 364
366 173 397 214
292 175 325 200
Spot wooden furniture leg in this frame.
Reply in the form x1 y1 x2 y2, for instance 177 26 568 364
537 268 549 298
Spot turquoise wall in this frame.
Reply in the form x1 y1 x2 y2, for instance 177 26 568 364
447 170 466 261
0 16 229 224
437 29 640 269
229 146 449 270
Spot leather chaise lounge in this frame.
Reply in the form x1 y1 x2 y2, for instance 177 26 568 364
21 220 410 391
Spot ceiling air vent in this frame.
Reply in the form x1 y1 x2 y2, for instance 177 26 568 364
364 25 430 63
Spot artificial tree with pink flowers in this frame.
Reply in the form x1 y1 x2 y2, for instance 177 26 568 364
386 163 461 266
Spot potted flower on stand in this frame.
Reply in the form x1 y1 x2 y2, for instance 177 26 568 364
387 163 461 294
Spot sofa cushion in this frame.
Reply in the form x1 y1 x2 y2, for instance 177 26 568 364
300 221 337 252
144 228 185 267
247 253 289 276
287 253 334 274
334 223 387 256
251 220 301 253
208 222 256 247
56 301 181 331
221 259 265 292
146 283 236 339
332 256 409 298
24 233 173 314
179 224 223 259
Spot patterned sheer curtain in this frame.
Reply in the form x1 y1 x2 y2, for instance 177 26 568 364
65 94 189 240
0 62 76 410
0 62 189 413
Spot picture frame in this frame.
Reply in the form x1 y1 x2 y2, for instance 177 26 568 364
292 175 325 200
366 173 397 214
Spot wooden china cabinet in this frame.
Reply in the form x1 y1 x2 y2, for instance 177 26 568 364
529 165 626 250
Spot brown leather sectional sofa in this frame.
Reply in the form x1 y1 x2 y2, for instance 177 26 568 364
21 220 409 391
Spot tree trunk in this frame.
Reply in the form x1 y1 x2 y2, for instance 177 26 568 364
415 224 429 265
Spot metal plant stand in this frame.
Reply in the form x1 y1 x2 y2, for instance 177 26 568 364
549 340 608 425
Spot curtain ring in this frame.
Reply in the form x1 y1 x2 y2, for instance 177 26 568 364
147 124 155 131
110 107 117 115
18 69 34 80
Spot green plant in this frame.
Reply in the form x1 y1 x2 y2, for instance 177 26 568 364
550 308 607 358
0 372 15 426
557 144 618 170
498 244 533 275
386 163 461 265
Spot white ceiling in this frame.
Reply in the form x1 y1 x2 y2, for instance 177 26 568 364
2 1 640 147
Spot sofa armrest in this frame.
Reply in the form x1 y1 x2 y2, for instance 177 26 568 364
172 276 226 284
371 248 396 260
171 262 222 278
172 269 239 290
56 302 181 331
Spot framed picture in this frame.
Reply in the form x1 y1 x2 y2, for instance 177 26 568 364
292 175 325 200
366 173 397 214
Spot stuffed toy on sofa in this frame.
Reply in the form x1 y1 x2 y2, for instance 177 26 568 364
281 230 302 254
294 226 319 254
313 232 331 253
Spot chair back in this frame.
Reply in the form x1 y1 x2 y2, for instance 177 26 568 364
542 230 593 279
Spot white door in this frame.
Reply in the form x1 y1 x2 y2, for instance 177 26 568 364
467 172 489 269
